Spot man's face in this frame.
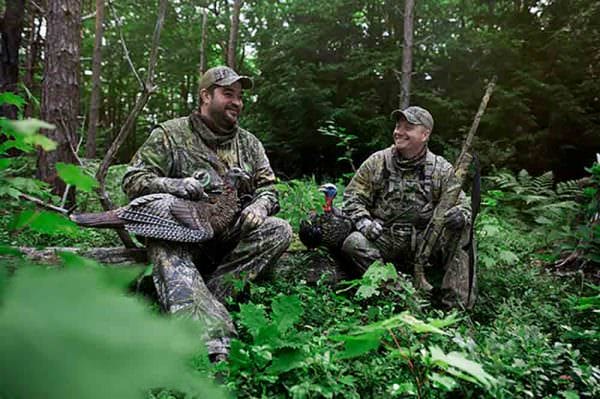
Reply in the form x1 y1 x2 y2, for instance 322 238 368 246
393 118 430 157
201 81 244 130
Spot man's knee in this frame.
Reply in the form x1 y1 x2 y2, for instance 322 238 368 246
265 216 292 244
341 231 368 256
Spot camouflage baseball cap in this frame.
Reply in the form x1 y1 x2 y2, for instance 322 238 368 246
392 106 434 131
199 66 253 90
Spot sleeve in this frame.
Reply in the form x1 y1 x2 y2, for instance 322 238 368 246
246 139 280 216
342 153 381 225
121 127 174 200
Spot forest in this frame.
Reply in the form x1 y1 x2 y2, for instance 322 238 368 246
0 0 599 398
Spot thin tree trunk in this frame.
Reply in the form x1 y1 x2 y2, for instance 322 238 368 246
0 0 26 119
85 0 105 159
227 0 242 70
23 4 42 118
199 7 208 75
95 0 168 248
400 0 414 109
37 0 82 204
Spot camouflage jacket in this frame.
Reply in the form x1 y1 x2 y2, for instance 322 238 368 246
343 146 471 230
122 114 279 215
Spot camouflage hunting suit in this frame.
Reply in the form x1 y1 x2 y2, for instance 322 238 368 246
342 146 476 309
122 112 292 355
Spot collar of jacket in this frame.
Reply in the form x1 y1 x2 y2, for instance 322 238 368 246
189 111 238 148
392 145 428 170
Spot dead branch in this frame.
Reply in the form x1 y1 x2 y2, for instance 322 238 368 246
107 1 143 89
14 246 148 265
94 0 168 248
19 193 70 214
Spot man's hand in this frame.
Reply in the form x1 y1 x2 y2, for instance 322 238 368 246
153 177 206 200
240 202 268 232
356 218 383 241
443 207 466 230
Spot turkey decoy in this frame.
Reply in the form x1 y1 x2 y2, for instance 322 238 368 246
299 183 353 251
70 168 250 243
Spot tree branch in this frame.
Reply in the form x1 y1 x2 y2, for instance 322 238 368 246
107 1 144 89
95 0 168 248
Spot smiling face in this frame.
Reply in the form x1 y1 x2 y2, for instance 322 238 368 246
393 118 430 158
200 81 244 133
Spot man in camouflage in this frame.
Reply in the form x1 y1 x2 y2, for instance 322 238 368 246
122 66 292 360
342 106 476 309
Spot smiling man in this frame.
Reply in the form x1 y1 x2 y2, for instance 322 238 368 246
342 106 476 309
122 66 292 361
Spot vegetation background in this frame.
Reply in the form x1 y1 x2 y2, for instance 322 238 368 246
0 0 599 398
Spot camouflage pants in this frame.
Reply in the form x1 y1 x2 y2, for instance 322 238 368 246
147 216 292 356
341 223 477 309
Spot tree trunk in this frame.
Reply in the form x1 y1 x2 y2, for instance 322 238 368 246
199 7 208 75
400 0 414 109
227 0 242 70
0 0 26 119
37 0 82 203
85 0 105 159
23 3 42 118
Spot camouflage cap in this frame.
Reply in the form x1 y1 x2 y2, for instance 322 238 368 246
199 66 253 90
392 106 434 131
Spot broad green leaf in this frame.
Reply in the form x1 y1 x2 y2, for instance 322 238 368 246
0 157 11 170
333 331 383 359
56 162 99 192
0 91 25 108
0 266 223 399
238 302 268 339
267 348 306 374
11 210 78 236
228 339 251 371
7 118 55 134
271 294 303 334
429 346 497 388
560 390 580 399
24 133 57 151
430 372 458 391
356 261 398 300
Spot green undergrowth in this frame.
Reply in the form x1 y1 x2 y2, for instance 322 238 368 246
0 107 598 397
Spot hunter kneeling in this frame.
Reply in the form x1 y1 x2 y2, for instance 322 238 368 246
341 106 476 309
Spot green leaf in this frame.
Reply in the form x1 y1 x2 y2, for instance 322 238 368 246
11 210 78 236
356 261 398 300
498 250 519 265
333 331 383 359
389 382 417 396
56 162 99 192
7 118 55 134
0 157 12 170
267 348 306 374
0 92 25 108
560 391 580 399
428 346 497 388
271 294 303 334
238 303 268 339
228 339 251 371
0 266 223 399
430 372 458 391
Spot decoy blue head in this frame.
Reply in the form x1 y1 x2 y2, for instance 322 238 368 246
318 183 338 200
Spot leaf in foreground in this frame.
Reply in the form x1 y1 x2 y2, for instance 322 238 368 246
0 266 223 399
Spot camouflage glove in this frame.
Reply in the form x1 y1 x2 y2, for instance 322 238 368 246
240 200 269 232
147 177 206 200
443 207 466 230
356 218 383 241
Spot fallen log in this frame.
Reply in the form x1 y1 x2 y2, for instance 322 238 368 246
14 246 148 265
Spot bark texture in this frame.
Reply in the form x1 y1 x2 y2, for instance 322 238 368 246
0 0 26 119
37 0 82 200
85 0 105 158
